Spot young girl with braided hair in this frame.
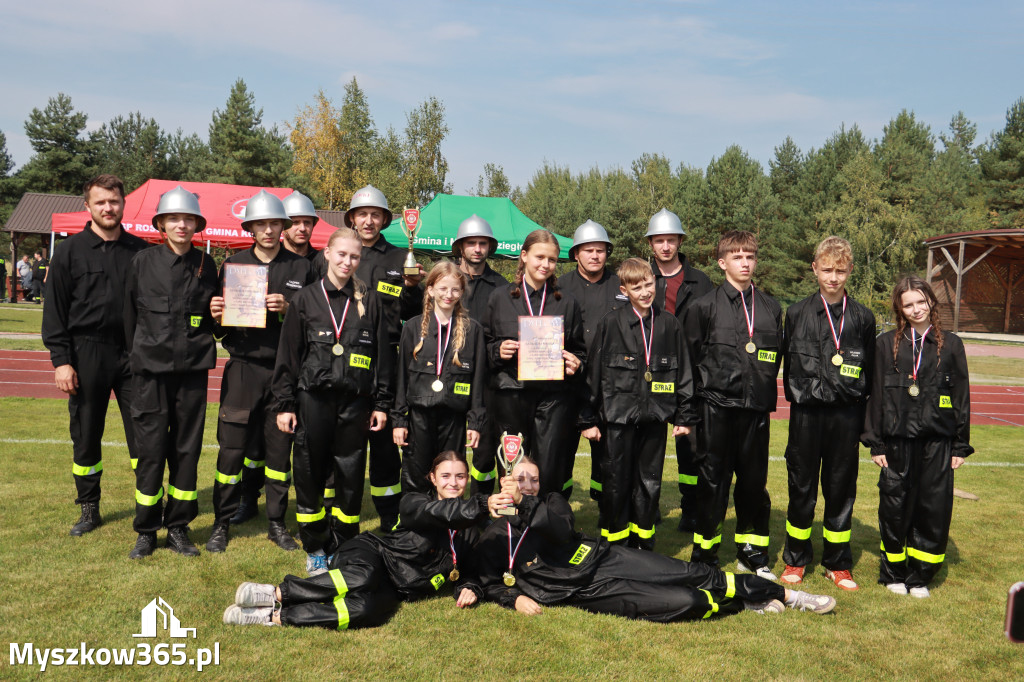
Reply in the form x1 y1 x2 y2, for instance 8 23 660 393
861 275 972 598
393 262 487 494
272 227 393 576
482 229 587 498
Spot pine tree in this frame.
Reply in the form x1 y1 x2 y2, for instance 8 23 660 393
19 93 95 194
874 109 935 206
91 112 173 192
474 163 515 199
206 79 293 187
401 97 451 207
980 97 1024 228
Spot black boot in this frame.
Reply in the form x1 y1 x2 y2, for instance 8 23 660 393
167 527 200 557
206 521 230 553
230 494 259 525
70 502 102 537
267 520 299 551
129 532 157 560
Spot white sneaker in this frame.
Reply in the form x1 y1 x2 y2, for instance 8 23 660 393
744 599 785 614
222 604 278 626
235 582 277 608
786 590 837 614
886 583 908 595
737 560 778 582
909 586 930 599
306 550 327 577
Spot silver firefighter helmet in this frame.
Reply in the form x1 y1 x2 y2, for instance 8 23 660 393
452 214 498 255
241 190 291 230
644 208 686 239
282 191 319 225
569 219 613 260
344 185 393 229
153 185 207 232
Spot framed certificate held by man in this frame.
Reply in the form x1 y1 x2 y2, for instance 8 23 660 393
518 315 564 381
222 263 269 328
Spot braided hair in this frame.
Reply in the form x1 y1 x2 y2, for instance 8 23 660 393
511 229 563 301
326 227 368 317
890 275 945 368
412 262 470 367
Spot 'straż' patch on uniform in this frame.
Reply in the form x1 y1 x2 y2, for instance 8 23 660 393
454 382 471 396
569 544 592 565
652 382 674 393
377 281 402 297
840 364 862 378
349 354 371 369
757 350 777 363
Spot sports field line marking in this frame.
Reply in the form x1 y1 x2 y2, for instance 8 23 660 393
1 438 1020 466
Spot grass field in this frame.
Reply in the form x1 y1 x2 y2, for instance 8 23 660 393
1 397 1022 680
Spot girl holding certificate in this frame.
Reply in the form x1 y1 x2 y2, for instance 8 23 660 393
862 276 972 598
272 227 394 577
483 230 587 498
393 262 487 494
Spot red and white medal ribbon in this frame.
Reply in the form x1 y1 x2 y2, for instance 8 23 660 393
633 307 653 377
523 283 547 317
740 285 756 345
821 294 847 358
320 279 350 345
448 529 459 580
911 325 931 384
507 521 529 574
435 312 452 380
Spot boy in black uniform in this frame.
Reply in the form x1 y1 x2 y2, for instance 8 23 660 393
32 251 48 303
646 209 713 532
683 230 782 579
780 237 875 590
345 185 423 531
206 191 316 553
581 258 693 550
123 186 217 559
42 174 147 536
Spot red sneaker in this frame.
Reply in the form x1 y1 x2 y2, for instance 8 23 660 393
825 568 859 591
780 565 804 584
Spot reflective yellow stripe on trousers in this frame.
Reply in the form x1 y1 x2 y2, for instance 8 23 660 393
699 589 719 619
333 595 350 630
296 508 326 524
167 485 197 501
332 508 360 524
880 541 906 562
786 521 812 541
328 569 349 597
72 461 103 476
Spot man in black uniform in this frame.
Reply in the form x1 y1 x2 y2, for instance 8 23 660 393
32 251 48 304
124 186 218 559
206 191 316 553
42 174 147 536
0 255 7 301
450 214 507 494
346 185 423 531
229 190 325 526
646 208 713 533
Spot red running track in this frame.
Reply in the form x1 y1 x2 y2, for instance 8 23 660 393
1 349 1022 427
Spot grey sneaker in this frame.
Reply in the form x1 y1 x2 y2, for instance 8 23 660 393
908 586 930 599
235 582 277 608
744 599 785 614
886 583 908 595
222 604 277 626
305 550 327 577
737 560 778 582
787 590 837 614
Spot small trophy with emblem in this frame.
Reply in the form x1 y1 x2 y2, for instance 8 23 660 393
401 207 421 276
496 431 526 516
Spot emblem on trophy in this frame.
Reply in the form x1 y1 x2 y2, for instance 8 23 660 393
496 431 526 516
401 207 421 276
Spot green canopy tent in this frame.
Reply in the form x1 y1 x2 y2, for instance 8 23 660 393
380 194 572 259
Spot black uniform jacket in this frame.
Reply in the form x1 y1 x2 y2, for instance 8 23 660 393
482 281 587 391
271 277 393 414
652 254 714 323
357 236 424 346
477 493 610 608
32 257 48 282
683 282 783 414
581 304 695 428
861 330 973 458
123 244 218 375
782 293 876 406
455 260 508 323
358 492 487 600
216 247 316 365
557 268 628 348
42 222 147 368
392 314 487 431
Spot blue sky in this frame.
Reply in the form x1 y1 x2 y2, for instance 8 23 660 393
2 1 1022 194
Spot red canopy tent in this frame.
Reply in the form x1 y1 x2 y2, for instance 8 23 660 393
50 179 295 249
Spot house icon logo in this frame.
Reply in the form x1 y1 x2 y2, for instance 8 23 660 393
133 597 196 638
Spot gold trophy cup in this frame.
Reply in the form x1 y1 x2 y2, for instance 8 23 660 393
496 431 526 516
401 207 421 276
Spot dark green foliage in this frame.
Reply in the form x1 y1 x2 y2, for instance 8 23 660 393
980 97 1024 228
18 93 95 194
204 79 293 187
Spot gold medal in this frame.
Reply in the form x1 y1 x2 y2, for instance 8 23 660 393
644 370 653 382
909 384 920 397
450 568 460 582
503 572 516 587
431 379 444 392
832 353 843 366
745 341 757 354
332 343 344 356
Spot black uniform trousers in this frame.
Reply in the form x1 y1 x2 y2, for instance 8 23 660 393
469 385 500 495
279 534 400 630
401 406 466 495
68 338 139 505
131 371 208 533
490 387 579 499
368 345 403 527
598 422 666 551
877 437 955 589
691 402 772 568
674 429 700 528
293 390 371 554
783 403 862 570
568 546 782 622
212 360 293 523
